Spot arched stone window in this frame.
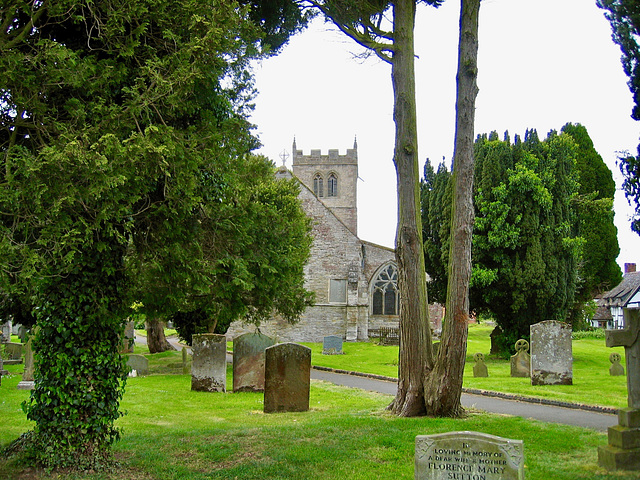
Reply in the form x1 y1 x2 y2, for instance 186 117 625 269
327 173 338 197
371 263 398 316
313 173 324 197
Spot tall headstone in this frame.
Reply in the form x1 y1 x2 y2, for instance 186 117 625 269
473 352 488 378
598 308 640 471
120 320 135 354
415 431 525 480
233 332 275 392
17 331 35 390
530 320 573 385
322 335 344 355
264 343 311 413
609 352 625 376
509 339 530 378
191 333 227 392
1 320 11 343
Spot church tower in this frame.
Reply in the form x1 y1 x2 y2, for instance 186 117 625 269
291 138 358 235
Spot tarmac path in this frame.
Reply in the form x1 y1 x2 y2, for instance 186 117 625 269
141 334 618 432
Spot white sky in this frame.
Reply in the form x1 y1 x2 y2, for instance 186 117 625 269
250 0 640 271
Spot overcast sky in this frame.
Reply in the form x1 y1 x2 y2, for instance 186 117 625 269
250 0 640 271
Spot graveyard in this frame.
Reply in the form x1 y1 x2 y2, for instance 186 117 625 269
0 323 637 479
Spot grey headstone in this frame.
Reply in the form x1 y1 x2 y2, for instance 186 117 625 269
1 321 11 343
126 354 149 376
18 325 27 344
191 333 226 392
322 335 344 355
264 343 311 413
21 334 35 382
509 339 530 378
4 342 23 364
415 431 525 480
530 320 573 385
233 332 276 392
473 352 488 378
610 352 625 376
120 320 135 354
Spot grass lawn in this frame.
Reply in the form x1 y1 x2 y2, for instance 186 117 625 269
0 324 633 479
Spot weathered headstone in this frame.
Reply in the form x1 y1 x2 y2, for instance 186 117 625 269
1 320 11 343
322 335 344 355
473 352 488 378
17 332 35 390
509 339 530 378
415 431 525 480
120 320 135 354
233 332 276 392
598 308 640 471
18 325 27 344
3 342 23 365
191 333 226 392
489 326 503 355
126 354 149 376
264 343 311 413
609 352 625 376
530 320 573 385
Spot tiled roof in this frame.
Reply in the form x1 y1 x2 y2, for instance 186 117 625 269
601 271 640 308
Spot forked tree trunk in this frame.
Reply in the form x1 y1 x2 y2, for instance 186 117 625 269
387 0 434 417
146 316 175 353
423 0 480 417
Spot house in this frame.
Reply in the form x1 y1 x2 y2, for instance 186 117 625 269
598 263 640 329
226 140 442 342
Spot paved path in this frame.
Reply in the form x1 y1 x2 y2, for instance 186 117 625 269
138 334 617 432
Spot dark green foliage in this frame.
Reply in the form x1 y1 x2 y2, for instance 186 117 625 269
598 0 640 235
0 0 310 469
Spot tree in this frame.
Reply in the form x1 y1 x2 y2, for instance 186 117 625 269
309 0 479 417
0 0 308 468
598 0 640 235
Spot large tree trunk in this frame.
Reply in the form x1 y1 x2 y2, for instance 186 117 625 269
423 0 480 417
146 316 175 353
387 0 434 417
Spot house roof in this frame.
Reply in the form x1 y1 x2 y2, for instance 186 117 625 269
601 271 640 308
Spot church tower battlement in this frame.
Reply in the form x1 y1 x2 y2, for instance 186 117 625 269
292 138 358 235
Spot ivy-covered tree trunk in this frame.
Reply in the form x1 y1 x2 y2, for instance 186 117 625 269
146 317 175 354
26 246 128 469
424 0 479 416
387 0 433 417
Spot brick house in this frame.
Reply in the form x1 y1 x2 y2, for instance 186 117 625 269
227 140 442 342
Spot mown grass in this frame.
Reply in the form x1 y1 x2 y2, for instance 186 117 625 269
0 360 635 480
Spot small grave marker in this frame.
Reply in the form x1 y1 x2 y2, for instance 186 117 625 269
609 352 625 376
473 352 488 378
415 431 524 480
322 335 344 355
510 339 530 378
233 332 275 392
191 333 226 392
264 343 311 413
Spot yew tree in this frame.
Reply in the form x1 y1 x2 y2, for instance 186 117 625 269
309 0 480 417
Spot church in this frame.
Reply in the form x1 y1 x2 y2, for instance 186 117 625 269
226 139 404 342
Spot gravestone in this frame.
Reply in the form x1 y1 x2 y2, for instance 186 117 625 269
415 431 524 480
264 343 311 413
3 342 23 364
473 352 488 378
191 333 226 392
18 325 27 344
598 308 640 471
126 354 149 376
322 335 344 355
233 332 275 392
182 346 190 375
0 355 5 386
120 320 135 354
509 339 530 378
489 326 503 355
530 320 573 385
17 332 35 390
609 352 625 376
1 321 11 343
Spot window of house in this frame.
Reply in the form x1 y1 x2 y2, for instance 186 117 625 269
371 264 398 315
313 173 324 197
327 173 338 197
329 279 347 303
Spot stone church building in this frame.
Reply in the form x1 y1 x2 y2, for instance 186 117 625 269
227 139 404 342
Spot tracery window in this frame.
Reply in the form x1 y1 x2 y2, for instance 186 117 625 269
313 173 324 197
327 173 338 197
371 264 398 316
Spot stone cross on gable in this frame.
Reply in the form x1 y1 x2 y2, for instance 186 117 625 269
606 308 640 409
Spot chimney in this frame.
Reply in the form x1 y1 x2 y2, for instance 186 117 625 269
625 263 637 274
